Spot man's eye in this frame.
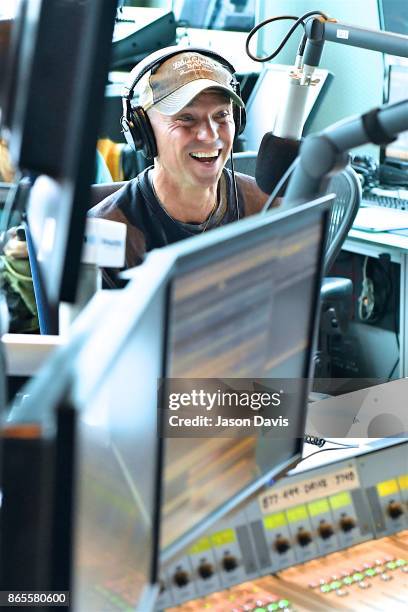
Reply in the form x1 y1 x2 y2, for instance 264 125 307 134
177 115 194 122
216 110 231 119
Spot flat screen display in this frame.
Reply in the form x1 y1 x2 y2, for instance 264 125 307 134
160 200 330 557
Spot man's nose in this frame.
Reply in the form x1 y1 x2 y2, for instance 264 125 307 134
196 117 218 141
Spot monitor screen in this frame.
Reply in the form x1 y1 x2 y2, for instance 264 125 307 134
243 64 333 150
174 0 256 32
159 196 331 558
111 9 177 70
378 0 408 36
383 64 408 167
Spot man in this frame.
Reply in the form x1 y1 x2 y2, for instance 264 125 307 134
89 49 298 279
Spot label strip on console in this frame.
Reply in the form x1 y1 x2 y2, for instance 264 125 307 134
258 466 360 514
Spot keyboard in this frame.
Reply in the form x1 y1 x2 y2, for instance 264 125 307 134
362 187 408 210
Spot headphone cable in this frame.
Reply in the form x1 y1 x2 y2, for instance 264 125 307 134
229 150 240 221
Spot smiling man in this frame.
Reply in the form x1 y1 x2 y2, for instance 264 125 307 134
89 49 298 279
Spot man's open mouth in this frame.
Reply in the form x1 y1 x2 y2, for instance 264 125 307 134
189 149 221 163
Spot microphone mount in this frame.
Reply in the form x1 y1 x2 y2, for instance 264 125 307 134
250 12 408 208
281 16 408 206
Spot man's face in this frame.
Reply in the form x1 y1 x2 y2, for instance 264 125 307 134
148 90 235 189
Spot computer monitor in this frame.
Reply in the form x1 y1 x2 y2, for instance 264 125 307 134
2 194 331 603
2 289 162 611
381 64 408 170
110 10 177 70
243 64 333 150
378 0 408 36
174 0 256 32
6 0 117 308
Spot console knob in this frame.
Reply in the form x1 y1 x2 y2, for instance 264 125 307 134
339 514 356 532
222 554 238 572
198 562 214 579
173 568 189 587
297 527 312 547
387 500 404 519
274 535 291 554
318 520 334 540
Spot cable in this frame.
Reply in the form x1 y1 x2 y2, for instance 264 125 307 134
304 434 325 447
298 444 359 465
358 256 375 321
229 150 240 221
304 434 358 449
323 439 359 448
246 15 302 63
245 11 328 63
388 357 399 379
261 157 299 213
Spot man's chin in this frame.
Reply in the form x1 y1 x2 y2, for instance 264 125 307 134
187 158 224 187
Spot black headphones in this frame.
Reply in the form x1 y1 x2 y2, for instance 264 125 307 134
121 46 246 159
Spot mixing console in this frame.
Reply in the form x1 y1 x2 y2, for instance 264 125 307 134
168 532 408 611
156 441 408 610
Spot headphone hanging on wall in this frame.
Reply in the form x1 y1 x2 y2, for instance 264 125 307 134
120 46 247 160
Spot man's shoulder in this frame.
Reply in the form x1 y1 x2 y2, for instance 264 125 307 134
235 172 269 215
88 177 141 224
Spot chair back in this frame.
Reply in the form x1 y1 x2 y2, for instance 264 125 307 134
89 181 126 209
324 165 361 273
227 150 257 177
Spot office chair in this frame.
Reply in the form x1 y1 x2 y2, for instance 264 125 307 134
227 154 361 378
89 181 127 209
317 165 362 377
323 165 362 274
227 150 258 177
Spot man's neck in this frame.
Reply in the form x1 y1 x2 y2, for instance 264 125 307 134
151 167 219 224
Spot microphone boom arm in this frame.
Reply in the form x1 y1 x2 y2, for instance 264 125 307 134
304 17 408 59
281 99 408 206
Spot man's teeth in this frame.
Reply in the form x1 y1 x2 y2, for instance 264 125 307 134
190 150 219 159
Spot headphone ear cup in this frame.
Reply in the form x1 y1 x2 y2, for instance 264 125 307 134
121 114 140 152
132 107 157 159
121 104 157 159
232 82 246 136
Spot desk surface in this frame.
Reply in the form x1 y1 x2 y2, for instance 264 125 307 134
346 227 408 262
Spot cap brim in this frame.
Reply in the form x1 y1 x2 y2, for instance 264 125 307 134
152 79 244 115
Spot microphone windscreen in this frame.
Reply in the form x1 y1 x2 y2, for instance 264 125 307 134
255 133 301 195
